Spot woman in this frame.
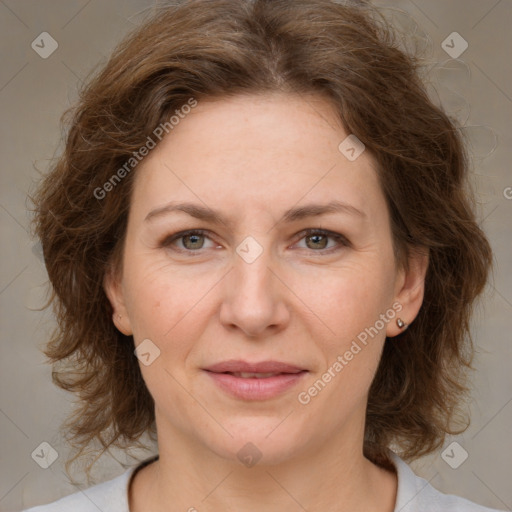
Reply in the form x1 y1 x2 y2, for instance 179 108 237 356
23 0 501 510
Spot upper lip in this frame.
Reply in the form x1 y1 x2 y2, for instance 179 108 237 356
204 360 306 374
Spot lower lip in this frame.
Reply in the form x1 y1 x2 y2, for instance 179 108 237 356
204 371 308 400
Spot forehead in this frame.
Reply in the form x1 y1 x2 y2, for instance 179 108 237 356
131 93 385 225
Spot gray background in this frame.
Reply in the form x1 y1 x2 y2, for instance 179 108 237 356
1 0 511 510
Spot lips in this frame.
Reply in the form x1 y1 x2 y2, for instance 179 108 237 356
203 360 308 400
204 360 306 374
229 372 283 378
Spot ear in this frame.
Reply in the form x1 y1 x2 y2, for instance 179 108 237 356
103 263 133 336
386 247 429 338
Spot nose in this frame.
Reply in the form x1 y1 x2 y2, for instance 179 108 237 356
219 246 290 338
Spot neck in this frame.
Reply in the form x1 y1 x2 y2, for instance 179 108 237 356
129 424 397 512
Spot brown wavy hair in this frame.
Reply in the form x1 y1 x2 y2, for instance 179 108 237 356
32 0 493 475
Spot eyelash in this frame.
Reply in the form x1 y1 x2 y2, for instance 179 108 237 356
160 228 351 256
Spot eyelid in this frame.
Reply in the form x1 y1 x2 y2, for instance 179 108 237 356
160 228 351 254
160 229 217 251
296 228 351 248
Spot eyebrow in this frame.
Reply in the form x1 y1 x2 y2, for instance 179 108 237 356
144 200 366 227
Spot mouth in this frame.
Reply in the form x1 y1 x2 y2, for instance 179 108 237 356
203 360 308 400
204 359 306 374
223 371 296 378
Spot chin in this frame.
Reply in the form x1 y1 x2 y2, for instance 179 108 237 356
198 416 310 467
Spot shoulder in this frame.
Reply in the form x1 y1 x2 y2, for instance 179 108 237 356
22 466 134 512
391 452 504 512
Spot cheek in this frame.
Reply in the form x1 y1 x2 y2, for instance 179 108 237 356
296 256 396 345
296 264 393 420
122 255 202 344
325 261 396 389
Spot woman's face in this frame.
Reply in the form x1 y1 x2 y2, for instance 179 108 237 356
106 93 426 465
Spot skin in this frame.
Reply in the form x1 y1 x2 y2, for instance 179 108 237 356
104 92 428 512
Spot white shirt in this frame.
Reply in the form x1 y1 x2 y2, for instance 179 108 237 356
22 452 504 511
